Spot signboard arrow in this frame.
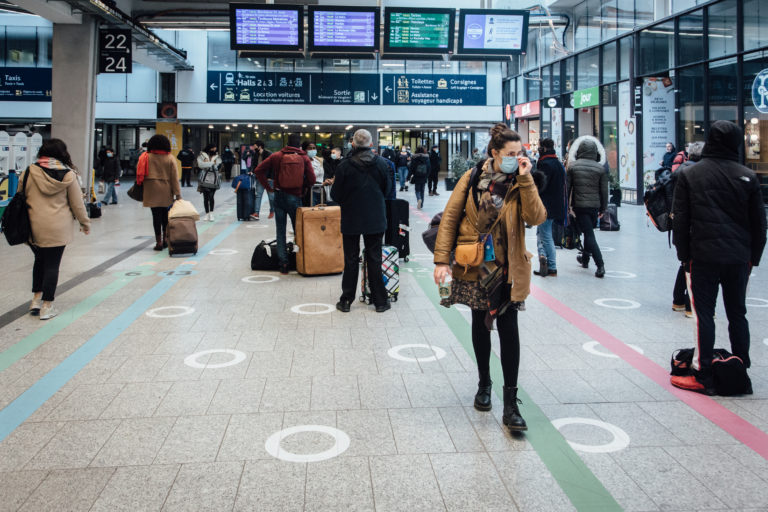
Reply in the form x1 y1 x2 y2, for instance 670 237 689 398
384 86 392 93
210 83 218 91
371 93 378 101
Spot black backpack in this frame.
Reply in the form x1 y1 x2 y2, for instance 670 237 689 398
670 348 752 396
1 169 32 246
414 162 429 179
644 169 676 232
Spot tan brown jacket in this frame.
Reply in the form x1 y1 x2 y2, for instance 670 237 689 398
433 168 546 303
143 153 181 208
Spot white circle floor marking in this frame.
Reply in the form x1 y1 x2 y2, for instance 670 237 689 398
184 349 247 369
241 275 280 284
746 297 768 308
291 303 334 315
246 224 270 229
146 306 195 318
763 338 768 347
210 249 238 255
582 341 645 359
600 246 616 252
265 425 350 463
551 417 630 453
594 298 641 310
408 253 433 261
603 271 637 279
388 344 448 363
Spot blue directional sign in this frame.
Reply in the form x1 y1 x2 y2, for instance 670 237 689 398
0 67 52 102
311 74 379 105
382 74 486 106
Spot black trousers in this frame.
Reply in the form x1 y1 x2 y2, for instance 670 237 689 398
236 189 251 220
673 263 691 310
341 233 387 306
181 167 192 187
223 163 233 181
31 245 65 302
151 207 168 237
427 170 439 192
688 260 751 370
575 207 604 267
471 308 521 387
202 189 216 213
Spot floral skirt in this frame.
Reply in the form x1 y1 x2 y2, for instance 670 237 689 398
441 278 526 312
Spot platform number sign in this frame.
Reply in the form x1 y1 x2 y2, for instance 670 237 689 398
99 29 132 74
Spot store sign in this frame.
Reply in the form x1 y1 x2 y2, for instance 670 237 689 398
99 29 132 74
0 67 52 101
618 81 637 191
383 74 486 106
633 85 643 116
753 68 768 114
641 77 675 187
573 86 599 108
505 104 511 120
545 97 559 108
206 71 379 105
513 100 540 118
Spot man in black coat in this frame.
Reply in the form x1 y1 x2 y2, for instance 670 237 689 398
672 121 767 394
331 129 392 313
533 138 567 277
428 145 441 196
177 146 196 187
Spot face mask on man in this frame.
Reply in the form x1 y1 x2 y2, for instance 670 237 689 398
331 153 340 160
500 156 519 174
307 150 317 158
106 152 113 158
388 145 393 150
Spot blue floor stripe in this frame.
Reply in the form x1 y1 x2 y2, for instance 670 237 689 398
0 221 241 442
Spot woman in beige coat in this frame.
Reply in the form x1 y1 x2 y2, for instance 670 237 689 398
140 135 181 250
24 139 90 320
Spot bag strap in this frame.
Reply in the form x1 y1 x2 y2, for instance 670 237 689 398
20 166 30 195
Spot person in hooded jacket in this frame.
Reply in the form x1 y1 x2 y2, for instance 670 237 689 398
220 146 236 181
567 135 609 278
428 145 441 196
533 138 567 277
671 121 767 394
23 139 90 320
100 147 121 205
331 129 392 313
176 146 196 187
407 147 431 209
660 142 676 169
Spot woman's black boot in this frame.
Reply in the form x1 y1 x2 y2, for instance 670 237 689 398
502 386 527 432
474 379 493 411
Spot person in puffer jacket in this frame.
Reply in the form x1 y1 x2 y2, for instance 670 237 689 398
567 135 609 278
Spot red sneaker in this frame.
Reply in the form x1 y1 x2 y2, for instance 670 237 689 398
670 375 715 395
250 213 259 220
268 212 275 219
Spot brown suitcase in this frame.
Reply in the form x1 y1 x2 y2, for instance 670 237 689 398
167 216 198 256
295 204 344 275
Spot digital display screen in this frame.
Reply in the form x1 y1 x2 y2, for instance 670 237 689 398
311 9 378 49
385 9 455 53
458 10 528 54
229 4 303 51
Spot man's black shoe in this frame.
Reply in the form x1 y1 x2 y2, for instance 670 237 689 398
336 300 351 313
595 266 605 278
279 264 290 275
576 254 590 268
375 302 391 313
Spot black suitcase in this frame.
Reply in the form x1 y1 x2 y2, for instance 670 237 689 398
385 199 410 260
87 202 102 219
251 239 296 271
600 204 620 231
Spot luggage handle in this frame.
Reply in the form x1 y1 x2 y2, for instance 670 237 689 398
310 184 327 207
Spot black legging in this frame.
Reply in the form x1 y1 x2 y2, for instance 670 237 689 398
203 190 216 213
31 245 65 302
151 207 168 237
471 308 521 387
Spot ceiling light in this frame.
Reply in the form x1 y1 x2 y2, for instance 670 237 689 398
415 125 421 128
208 125 214 129
302 124 307 127
314 125 320 130
405 129 410 132
445 125 451 129
384 125 390 129
465 125 470 129
232 123 238 127
247 124 253 128
225 126 230 130
345 125 353 130
254 126 259 130
433 129 438 133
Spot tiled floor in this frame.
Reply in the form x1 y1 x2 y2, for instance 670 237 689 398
0 182 767 511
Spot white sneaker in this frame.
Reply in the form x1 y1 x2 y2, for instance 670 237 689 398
204 212 210 221
39 304 58 320
209 213 215 222
29 297 42 315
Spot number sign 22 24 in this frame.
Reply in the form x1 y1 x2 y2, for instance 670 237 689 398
99 29 132 74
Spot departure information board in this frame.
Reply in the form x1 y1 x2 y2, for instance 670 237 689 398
385 8 455 53
311 9 378 49
458 9 528 54
230 4 303 51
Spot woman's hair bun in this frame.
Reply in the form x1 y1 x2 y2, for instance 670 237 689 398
490 123 510 139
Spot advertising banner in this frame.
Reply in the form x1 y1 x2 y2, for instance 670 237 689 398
382 74 486 106
641 77 675 187
155 122 184 177
573 86 599 109
618 81 637 190
0 67 52 101
551 107 563 158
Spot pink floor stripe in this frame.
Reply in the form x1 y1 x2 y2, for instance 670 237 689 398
531 284 768 461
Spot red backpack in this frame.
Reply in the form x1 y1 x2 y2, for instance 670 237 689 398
277 150 305 189
671 151 687 172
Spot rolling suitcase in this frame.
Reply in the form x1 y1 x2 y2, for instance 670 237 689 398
599 204 620 231
167 216 198 256
360 245 400 304
385 199 410 261
295 203 344 275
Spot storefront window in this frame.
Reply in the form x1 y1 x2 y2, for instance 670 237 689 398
678 9 704 67
5 26 36 67
564 97 576 147
294 59 321 72
744 0 768 52
679 65 706 145
619 36 632 81
744 51 768 194
601 83 619 180
708 0 737 60
516 77 526 104
564 57 575 92
709 58 738 124
578 48 600 90
239 56 266 72
673 0 697 13
638 22 674 77
0 27 5 66
602 42 617 84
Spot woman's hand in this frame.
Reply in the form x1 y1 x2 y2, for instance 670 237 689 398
434 264 451 285
518 156 532 175
81 225 90 235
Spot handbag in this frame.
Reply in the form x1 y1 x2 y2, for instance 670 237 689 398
1 168 32 246
454 190 517 274
127 182 143 201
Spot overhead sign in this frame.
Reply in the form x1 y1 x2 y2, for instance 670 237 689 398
573 86 599 108
752 68 768 114
384 8 455 54
230 5 303 51
383 74 486 106
206 71 379 105
514 100 540 118
545 97 560 108
459 9 528 54
310 8 378 51
99 29 132 74
0 67 51 101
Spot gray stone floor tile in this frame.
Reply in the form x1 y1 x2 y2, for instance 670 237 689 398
236 330 277 352
154 415 231 464
207 377 266 415
91 416 176 467
234 460 306 512
314 327 352 349
18 467 115 512
162 461 243 512
389 408 456 454
107 354 170 383
589 402 684 447
100 381 172 419
637 401 738 445
437 407 485 452
464 407 531 451
199 351 252 380
337 409 398 457
244 350 293 378
579 453 660 512
217 412 284 461
153 331 205 355
0 421 63 471
369 454 447 512
310 375 361 410
153 355 207 382
274 327 314 350
291 349 335 377
44 383 125 421
0 470 48 512
259 376 312 412
305 456 374 512
153 380 220 417
429 452 515 511
89 464 180 512
374 348 426 375
334 348 379 376
490 450 575 511
402 373 462 407
24 419 121 470
536 369 607 403
67 356 128 386
576 369 655 402
278 411 339 458
195 330 242 351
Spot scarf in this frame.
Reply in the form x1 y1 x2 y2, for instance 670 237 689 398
136 150 169 185
36 157 71 171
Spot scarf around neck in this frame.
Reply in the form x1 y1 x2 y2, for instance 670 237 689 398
36 157 71 171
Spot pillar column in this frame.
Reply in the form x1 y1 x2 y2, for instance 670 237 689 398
51 16 98 190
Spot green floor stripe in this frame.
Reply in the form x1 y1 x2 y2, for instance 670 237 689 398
408 263 622 512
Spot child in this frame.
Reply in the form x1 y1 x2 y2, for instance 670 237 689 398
232 171 252 221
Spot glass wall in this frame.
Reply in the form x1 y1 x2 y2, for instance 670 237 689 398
678 65 706 144
708 0 738 60
578 47 600 90
678 9 705 66
709 58 738 124
744 51 768 188
744 0 768 52
638 21 674 76
0 25 52 68
602 42 617 84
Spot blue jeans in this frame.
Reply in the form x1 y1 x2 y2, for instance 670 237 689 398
414 182 425 203
397 167 408 189
253 179 275 215
102 182 117 204
536 218 556 270
274 190 301 266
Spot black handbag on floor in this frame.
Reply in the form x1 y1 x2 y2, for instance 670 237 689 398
1 169 32 246
87 202 102 219
127 182 143 201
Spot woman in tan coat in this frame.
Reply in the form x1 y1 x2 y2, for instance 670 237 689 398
140 135 181 250
24 139 90 320
433 124 546 432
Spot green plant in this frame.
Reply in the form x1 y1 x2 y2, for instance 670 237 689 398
449 153 470 180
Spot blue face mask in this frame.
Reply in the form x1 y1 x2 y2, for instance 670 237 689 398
500 156 519 174
331 153 340 160
307 150 317 158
